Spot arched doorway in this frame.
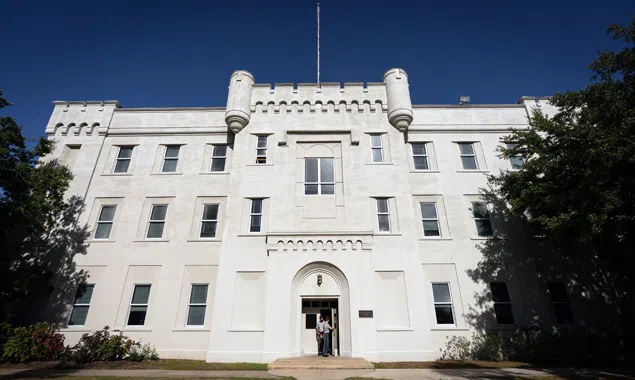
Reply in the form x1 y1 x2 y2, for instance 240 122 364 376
289 262 351 357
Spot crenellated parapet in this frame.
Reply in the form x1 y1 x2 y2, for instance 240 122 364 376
45 100 120 137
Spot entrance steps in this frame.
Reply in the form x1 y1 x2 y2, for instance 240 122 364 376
267 356 374 370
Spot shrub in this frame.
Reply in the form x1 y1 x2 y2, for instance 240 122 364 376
0 322 12 359
68 326 136 363
2 323 64 363
472 332 504 361
126 342 159 362
440 335 472 360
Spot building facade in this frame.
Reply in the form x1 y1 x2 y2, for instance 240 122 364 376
45 69 565 362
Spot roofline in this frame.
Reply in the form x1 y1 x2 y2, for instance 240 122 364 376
115 107 226 112
412 104 525 109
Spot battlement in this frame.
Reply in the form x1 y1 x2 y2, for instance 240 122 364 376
46 100 120 137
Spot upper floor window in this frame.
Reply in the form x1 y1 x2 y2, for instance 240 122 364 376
506 143 524 169
211 145 227 172
548 281 574 324
412 143 429 170
370 135 383 163
68 284 95 326
249 199 263 233
114 146 134 173
256 136 268 164
200 204 219 238
471 202 493 237
376 198 390 232
161 145 180 173
304 158 334 195
420 202 440 237
146 204 168 239
458 143 478 170
94 205 116 240
490 282 514 324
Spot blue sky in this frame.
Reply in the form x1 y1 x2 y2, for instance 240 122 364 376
1 0 632 139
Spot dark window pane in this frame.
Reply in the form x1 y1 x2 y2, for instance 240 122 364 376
118 147 133 158
372 148 383 163
432 284 451 303
131 285 151 304
256 149 267 157
257 136 268 148
99 206 116 221
472 202 490 218
548 282 569 302
370 135 382 147
493 304 515 324
94 223 112 239
321 184 335 194
213 145 227 157
461 156 477 170
329 301 337 308
420 203 438 219
376 199 389 213
412 143 427 155
458 143 474 155
74 284 95 304
250 215 261 232
162 159 178 172
378 214 390 232
114 159 130 173
200 221 217 238
434 305 455 324
302 300 310 308
305 314 317 329
553 303 574 324
150 205 168 220
187 305 206 326
320 301 329 307
510 156 524 169
165 146 180 158
68 305 89 325
320 158 334 182
490 283 511 302
475 220 493 236
423 221 440 236
189 285 208 303
146 222 165 238
305 158 318 182
211 158 226 172
203 204 219 220
305 184 318 195
251 199 263 214
311 301 320 308
127 306 147 325
413 156 429 170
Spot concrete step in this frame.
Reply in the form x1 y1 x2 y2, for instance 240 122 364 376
268 356 374 370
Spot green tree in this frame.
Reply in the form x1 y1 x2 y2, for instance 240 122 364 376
480 17 635 351
0 90 89 323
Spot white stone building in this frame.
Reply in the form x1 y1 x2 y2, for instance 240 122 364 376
44 69 567 363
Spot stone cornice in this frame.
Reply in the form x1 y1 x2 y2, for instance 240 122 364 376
266 231 373 253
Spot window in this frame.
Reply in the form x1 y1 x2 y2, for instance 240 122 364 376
305 314 317 329
146 204 168 239
458 143 478 170
490 282 514 324
376 198 390 232
94 205 116 239
472 202 493 237
256 136 267 164
304 158 334 195
420 202 440 237
548 282 574 324
200 204 219 238
187 284 208 326
210 145 227 172
370 135 383 163
506 143 524 169
161 145 180 173
68 284 94 326
114 146 134 173
412 143 429 170
432 283 454 324
127 285 151 326
249 199 263 233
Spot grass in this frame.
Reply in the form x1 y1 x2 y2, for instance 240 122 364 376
0 359 268 371
6 378 295 380
372 360 531 369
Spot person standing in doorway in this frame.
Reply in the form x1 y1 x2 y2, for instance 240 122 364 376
315 315 324 356
322 316 334 357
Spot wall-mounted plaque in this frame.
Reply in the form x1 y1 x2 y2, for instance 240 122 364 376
358 310 373 318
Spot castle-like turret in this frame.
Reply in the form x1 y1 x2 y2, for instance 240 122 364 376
383 68 413 132
225 70 255 134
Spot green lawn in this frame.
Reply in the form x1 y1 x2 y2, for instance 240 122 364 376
372 360 530 369
0 359 270 371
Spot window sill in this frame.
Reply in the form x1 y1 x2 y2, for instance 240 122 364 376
102 173 133 176
409 170 441 173
88 239 116 243
199 172 230 175
186 239 222 242
431 327 470 331
115 327 153 332
172 328 211 332
364 162 393 166
470 236 500 240
418 237 453 241
227 328 264 332
60 328 92 333
374 232 402 236
376 328 413 332
456 170 489 173
133 239 170 243
151 172 183 176
237 233 266 237
245 163 274 167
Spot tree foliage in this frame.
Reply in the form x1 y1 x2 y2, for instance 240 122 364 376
485 17 635 342
0 89 89 323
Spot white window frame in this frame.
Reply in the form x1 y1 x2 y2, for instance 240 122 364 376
376 198 391 232
431 282 455 325
161 145 181 173
114 146 134 173
304 158 335 195
210 145 228 172
471 201 493 237
200 203 219 239
458 142 478 170
146 204 168 239
249 199 263 233
506 143 524 170
256 136 267 164
126 284 151 326
94 205 116 240
186 284 208 327
420 202 441 237
68 284 95 326
412 143 430 170
370 134 384 163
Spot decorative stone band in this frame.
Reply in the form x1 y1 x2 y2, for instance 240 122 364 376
265 231 373 254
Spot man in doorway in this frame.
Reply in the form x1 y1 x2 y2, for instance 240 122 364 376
316 315 324 356
322 315 334 357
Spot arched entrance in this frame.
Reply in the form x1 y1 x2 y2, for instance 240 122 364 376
289 262 351 357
